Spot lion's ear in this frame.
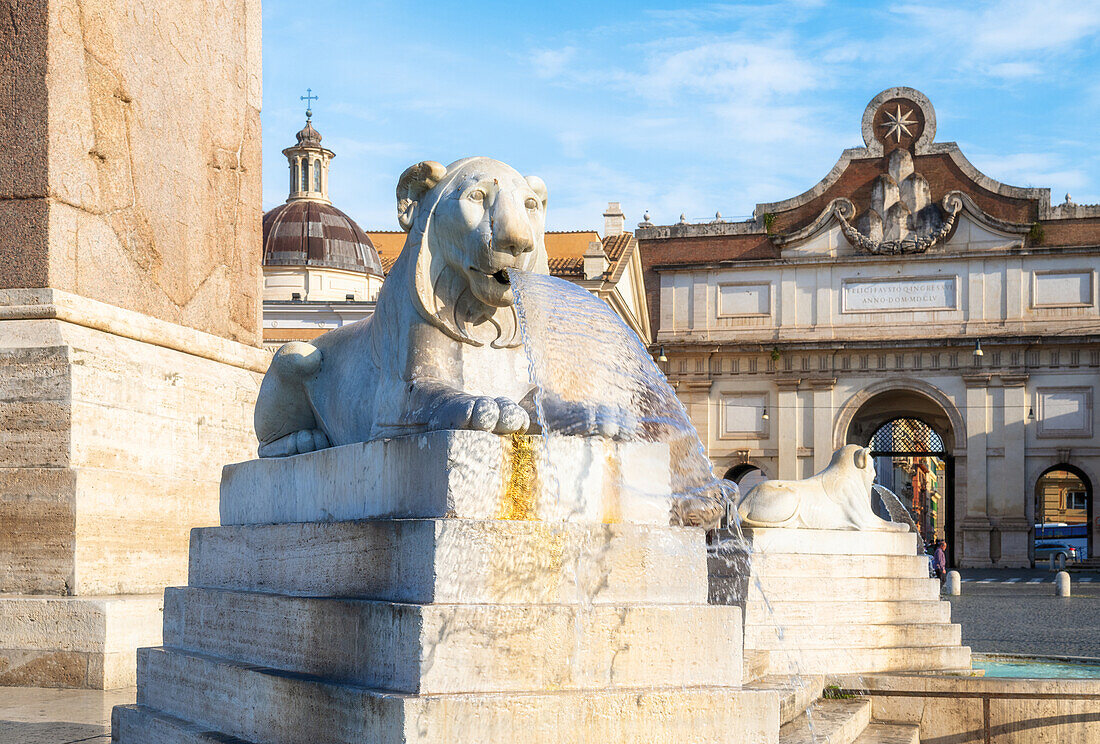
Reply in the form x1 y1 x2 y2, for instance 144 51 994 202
854 447 868 470
526 175 548 209
396 161 447 231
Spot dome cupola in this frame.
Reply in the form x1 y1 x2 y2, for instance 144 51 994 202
281 89 335 204
261 91 385 308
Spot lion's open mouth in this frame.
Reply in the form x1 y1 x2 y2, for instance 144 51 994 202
473 267 511 285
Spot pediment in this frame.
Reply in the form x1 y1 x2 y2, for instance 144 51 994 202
760 87 1045 257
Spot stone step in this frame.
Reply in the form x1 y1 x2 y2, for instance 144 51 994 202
745 675 825 727
161 587 742 693
778 698 871 744
711 552 931 579
189 519 707 605
134 647 779 744
220 431 675 526
746 623 961 650
113 704 256 744
748 645 971 677
852 723 920 744
0 593 163 689
748 576 941 602
741 600 952 627
739 528 921 557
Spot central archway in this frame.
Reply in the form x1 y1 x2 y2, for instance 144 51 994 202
838 380 962 565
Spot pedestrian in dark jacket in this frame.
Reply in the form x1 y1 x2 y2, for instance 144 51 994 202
933 539 947 583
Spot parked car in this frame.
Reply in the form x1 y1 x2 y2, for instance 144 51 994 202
1034 542 1078 565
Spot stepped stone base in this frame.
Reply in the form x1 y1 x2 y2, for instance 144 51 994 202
0 594 162 688
712 527 970 680
118 648 777 744
116 433 772 742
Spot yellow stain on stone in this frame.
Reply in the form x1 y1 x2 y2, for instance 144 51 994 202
498 433 538 520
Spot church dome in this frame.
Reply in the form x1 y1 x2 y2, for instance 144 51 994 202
262 200 384 277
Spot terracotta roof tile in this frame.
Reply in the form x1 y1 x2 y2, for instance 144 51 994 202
548 257 584 277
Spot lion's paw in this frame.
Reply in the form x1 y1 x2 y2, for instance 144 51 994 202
257 428 331 458
429 394 530 435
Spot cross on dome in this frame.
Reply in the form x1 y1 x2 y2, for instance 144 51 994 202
300 87 319 120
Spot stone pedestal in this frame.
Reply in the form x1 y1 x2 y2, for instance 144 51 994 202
0 0 263 687
711 527 971 679
0 291 266 687
113 432 779 743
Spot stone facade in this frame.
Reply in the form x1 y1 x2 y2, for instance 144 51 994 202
0 0 263 345
639 87 1100 568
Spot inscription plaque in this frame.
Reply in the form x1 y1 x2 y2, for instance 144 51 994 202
842 277 957 313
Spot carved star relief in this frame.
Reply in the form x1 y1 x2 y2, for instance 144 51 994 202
881 104 917 143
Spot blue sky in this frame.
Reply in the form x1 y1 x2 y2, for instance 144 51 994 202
261 0 1100 231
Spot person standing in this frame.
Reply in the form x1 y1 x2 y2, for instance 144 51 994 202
933 539 947 584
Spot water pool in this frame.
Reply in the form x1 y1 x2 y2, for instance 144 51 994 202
973 654 1100 679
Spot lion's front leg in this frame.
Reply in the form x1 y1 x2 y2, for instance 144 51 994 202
409 380 530 435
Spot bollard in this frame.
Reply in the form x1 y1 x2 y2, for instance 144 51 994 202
1056 571 1071 597
1050 553 1067 571
945 570 961 595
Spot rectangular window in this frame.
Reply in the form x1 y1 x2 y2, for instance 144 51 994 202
1067 490 1088 511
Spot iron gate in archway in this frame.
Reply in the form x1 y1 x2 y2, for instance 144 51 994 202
868 417 954 562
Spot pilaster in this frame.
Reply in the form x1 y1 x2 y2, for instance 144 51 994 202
960 373 992 567
997 374 1030 567
809 378 837 473
775 378 801 479
675 379 714 459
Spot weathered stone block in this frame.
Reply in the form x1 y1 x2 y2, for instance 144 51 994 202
131 647 777 744
188 519 708 605
162 587 742 693
220 431 674 526
0 594 162 688
0 306 264 595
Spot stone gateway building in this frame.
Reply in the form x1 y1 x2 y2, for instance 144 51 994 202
638 87 1100 568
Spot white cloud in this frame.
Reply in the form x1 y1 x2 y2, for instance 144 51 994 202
890 1 1100 79
621 38 818 103
530 47 577 79
966 151 1090 192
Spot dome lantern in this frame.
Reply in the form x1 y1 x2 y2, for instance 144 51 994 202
283 89 335 204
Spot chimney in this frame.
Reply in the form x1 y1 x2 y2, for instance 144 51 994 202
603 201 625 236
583 240 608 281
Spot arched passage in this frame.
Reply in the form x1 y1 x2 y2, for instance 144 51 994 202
724 463 768 492
839 383 961 564
1034 463 1093 563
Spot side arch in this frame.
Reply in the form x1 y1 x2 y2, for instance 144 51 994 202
1031 460 1096 562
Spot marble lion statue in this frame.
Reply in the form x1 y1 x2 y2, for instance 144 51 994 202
735 445 910 531
254 156 631 459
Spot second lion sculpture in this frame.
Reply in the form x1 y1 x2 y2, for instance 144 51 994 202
736 445 910 532
254 157 633 459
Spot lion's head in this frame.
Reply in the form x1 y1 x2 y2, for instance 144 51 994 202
392 157 550 347
831 444 876 492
